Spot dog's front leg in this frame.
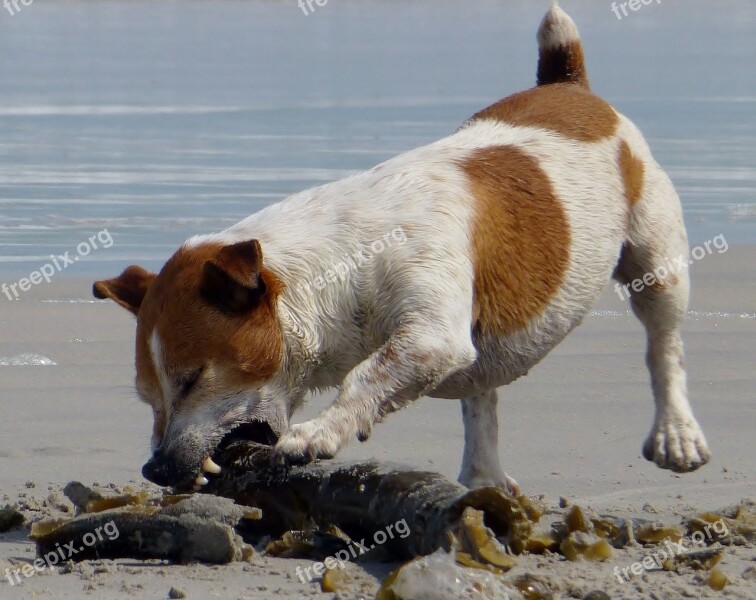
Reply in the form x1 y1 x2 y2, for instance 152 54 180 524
273 325 477 463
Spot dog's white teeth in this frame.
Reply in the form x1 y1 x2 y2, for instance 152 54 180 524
202 457 222 474
195 475 209 486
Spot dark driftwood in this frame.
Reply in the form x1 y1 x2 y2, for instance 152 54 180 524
207 441 530 558
32 495 252 564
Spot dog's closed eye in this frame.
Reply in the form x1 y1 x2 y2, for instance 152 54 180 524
177 367 204 399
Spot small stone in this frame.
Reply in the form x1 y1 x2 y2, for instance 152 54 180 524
0 505 25 532
168 587 187 599
321 568 352 592
741 565 756 581
512 574 554 599
708 567 727 591
559 497 570 508
583 592 611 600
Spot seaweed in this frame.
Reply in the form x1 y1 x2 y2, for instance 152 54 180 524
0 504 25 533
31 494 255 564
207 441 532 558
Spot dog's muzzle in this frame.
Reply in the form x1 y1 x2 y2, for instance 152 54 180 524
141 450 196 488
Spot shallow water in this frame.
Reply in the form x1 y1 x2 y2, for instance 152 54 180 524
0 0 753 277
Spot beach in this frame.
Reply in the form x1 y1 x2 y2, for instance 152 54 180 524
0 245 754 598
0 0 754 597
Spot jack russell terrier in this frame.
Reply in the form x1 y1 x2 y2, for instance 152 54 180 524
94 4 710 494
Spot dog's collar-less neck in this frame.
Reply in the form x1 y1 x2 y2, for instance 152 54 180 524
275 298 320 394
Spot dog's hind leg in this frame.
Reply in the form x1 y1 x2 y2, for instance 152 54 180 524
613 165 710 473
458 389 520 495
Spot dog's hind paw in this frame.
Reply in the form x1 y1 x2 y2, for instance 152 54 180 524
643 417 711 473
459 471 521 497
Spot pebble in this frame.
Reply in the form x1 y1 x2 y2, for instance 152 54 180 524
583 592 611 600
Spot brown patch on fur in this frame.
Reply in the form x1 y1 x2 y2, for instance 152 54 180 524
618 140 645 208
105 242 285 413
467 84 618 143
144 243 282 387
537 42 590 89
94 265 156 315
460 146 571 335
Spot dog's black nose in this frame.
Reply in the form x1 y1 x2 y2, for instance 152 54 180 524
141 454 176 487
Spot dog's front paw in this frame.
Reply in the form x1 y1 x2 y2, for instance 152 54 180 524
273 418 343 464
643 417 711 473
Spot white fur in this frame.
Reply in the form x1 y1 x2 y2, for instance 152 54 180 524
537 2 581 50
615 116 710 471
459 390 520 494
148 331 169 451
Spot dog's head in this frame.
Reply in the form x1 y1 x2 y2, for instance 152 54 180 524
94 240 287 489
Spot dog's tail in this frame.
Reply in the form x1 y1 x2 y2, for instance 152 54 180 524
536 2 590 89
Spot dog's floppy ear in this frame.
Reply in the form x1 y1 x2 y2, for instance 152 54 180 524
201 240 267 314
93 265 157 316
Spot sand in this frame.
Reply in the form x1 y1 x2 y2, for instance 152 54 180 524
0 245 754 599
